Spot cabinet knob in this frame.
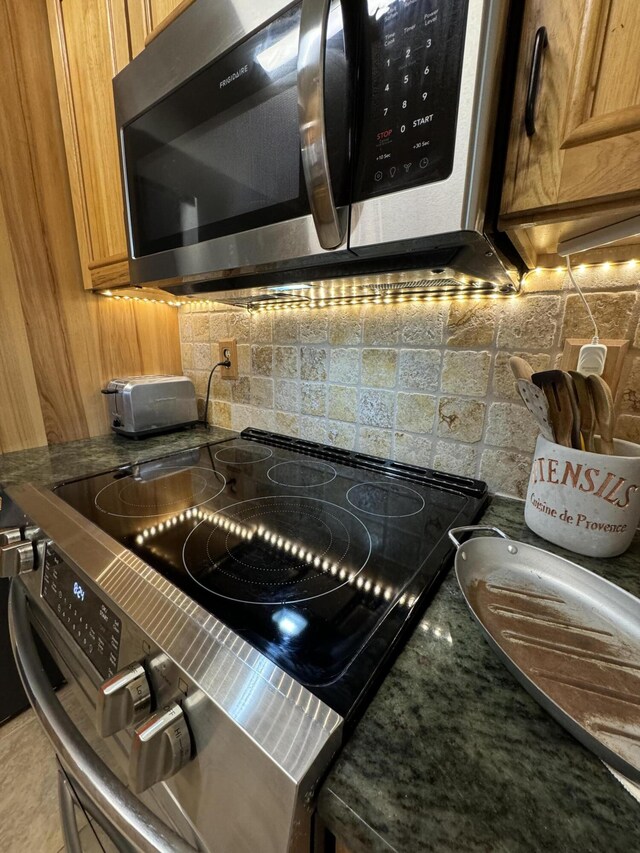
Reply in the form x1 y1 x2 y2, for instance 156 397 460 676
0 540 35 578
96 662 152 737
129 703 192 794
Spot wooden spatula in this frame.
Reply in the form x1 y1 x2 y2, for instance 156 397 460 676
586 374 616 454
531 370 580 449
569 370 596 452
509 356 534 383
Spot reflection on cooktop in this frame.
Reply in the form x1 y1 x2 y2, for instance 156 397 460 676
214 444 273 465
182 495 371 605
346 481 426 518
267 460 337 488
94 466 226 518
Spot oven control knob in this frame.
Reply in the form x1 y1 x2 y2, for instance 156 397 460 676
1 526 40 546
22 525 41 542
0 527 22 546
129 703 192 794
0 540 35 578
96 663 152 737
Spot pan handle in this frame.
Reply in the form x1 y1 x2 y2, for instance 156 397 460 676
448 525 508 549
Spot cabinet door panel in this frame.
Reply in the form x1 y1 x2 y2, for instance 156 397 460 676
562 0 640 149
591 0 640 116
149 0 188 27
49 0 129 287
128 0 193 58
500 1 585 217
61 0 126 263
559 131 640 203
501 0 640 231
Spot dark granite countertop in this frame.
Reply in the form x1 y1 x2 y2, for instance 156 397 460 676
318 497 640 853
2 433 638 851
0 425 235 488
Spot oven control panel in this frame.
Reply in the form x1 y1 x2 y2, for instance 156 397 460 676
355 0 470 200
42 545 121 680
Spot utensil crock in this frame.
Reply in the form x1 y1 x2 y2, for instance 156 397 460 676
525 435 640 558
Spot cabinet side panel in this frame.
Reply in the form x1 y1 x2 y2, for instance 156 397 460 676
0 200 48 453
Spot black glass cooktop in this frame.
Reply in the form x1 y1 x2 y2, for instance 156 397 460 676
53 429 488 719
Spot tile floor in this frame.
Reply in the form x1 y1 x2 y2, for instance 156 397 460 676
0 701 117 853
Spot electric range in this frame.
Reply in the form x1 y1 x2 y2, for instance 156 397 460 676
7 429 487 852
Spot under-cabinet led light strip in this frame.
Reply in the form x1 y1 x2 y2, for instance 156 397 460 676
95 257 638 309
527 257 638 277
97 287 515 310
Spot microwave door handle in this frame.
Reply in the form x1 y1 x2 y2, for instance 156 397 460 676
298 0 347 250
8 581 197 853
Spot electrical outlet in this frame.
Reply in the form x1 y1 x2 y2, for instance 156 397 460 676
560 338 629 396
218 338 238 380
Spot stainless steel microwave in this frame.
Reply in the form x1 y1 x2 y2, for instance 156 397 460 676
113 0 522 301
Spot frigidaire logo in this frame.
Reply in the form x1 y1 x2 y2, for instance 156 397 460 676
220 64 249 88
530 455 638 509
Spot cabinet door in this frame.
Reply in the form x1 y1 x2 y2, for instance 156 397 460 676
47 0 131 289
127 0 195 59
501 0 640 227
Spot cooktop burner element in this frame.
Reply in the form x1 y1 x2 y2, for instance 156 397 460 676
214 444 273 465
53 429 488 717
183 496 371 605
94 466 226 518
267 460 337 488
346 480 426 518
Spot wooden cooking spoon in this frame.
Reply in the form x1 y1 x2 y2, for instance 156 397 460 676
531 370 580 449
569 370 596 452
586 374 616 455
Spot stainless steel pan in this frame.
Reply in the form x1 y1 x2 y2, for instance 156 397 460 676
448 525 640 783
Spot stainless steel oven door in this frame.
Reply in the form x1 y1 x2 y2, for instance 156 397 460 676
8 581 201 853
114 0 352 287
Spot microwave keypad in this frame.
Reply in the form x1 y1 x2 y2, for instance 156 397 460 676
42 545 121 680
356 0 469 200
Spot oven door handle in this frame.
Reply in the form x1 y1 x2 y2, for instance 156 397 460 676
58 772 84 853
59 762 139 853
298 0 347 250
8 581 197 853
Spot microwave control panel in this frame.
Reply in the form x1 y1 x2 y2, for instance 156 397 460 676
355 0 470 200
42 545 121 680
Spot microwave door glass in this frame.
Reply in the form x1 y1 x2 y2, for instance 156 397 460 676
123 5 308 259
122 1 350 262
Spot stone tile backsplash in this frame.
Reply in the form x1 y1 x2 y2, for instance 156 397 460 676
179 269 640 498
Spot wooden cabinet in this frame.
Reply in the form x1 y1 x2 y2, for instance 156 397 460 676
499 0 640 265
127 0 194 58
47 0 131 289
1 0 182 450
46 0 189 291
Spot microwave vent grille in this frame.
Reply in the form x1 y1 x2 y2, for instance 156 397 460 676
206 292 312 309
369 277 459 293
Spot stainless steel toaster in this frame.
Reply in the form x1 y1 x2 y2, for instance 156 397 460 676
102 375 198 438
